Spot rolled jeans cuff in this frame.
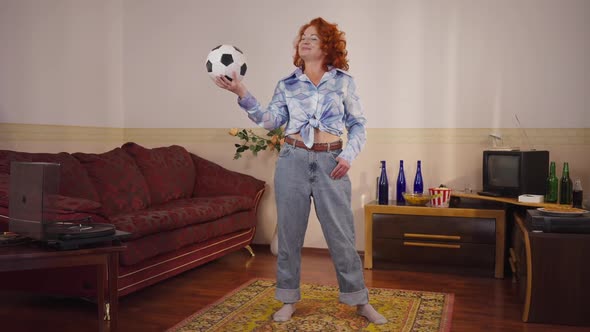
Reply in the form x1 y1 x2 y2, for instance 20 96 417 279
275 287 301 304
339 287 369 306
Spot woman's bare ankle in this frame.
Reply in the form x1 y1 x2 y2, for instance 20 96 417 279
273 303 296 322
357 303 387 325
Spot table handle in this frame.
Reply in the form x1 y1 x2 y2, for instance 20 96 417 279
403 241 461 249
404 233 461 241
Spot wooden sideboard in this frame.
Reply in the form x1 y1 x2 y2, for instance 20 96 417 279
511 211 590 325
364 201 506 278
364 192 589 325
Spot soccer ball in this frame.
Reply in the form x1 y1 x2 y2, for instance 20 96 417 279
205 44 247 82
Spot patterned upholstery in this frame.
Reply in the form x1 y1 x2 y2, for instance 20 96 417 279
109 196 253 239
191 154 265 198
74 148 151 217
0 206 8 231
0 176 103 222
0 150 99 201
0 173 8 207
47 195 102 213
120 210 256 266
122 142 195 205
0 150 33 174
32 153 100 201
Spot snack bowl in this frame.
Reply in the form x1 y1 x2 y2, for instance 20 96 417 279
402 192 433 206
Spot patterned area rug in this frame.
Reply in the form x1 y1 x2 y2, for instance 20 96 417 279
168 279 453 332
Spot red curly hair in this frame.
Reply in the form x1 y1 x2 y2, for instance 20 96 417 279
293 17 349 71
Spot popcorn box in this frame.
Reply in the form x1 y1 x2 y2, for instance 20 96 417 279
429 187 452 208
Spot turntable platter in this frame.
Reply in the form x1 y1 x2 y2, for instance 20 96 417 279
45 222 116 240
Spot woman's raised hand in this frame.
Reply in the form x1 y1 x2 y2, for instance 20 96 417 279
214 72 248 98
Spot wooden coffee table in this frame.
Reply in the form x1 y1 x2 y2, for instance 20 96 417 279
0 241 126 332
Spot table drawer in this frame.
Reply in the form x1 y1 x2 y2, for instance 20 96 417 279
373 213 496 244
373 238 495 270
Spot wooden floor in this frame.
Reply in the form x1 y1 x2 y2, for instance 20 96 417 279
0 244 587 332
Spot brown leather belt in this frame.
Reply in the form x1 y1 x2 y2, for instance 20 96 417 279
284 136 342 152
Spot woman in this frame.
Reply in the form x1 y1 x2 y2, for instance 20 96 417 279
214 17 386 325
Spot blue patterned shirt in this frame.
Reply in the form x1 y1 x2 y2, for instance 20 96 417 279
237 67 367 164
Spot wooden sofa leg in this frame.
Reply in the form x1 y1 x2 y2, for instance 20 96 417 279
245 245 255 257
103 302 110 321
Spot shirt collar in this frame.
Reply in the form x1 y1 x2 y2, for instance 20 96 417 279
281 66 349 83
294 66 338 82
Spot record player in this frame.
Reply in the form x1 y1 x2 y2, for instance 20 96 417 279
8 162 125 249
526 208 590 233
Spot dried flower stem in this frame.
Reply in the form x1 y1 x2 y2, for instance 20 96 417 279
229 127 285 159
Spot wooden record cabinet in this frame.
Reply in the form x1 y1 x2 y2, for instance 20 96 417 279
511 212 590 325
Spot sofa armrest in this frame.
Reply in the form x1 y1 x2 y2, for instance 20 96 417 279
190 153 265 199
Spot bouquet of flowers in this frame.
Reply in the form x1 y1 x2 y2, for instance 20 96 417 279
229 127 285 159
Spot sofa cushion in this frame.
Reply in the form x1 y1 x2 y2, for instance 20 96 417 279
0 174 9 207
191 154 265 198
0 150 99 202
109 196 254 239
119 210 257 266
1 172 100 211
0 180 103 222
46 195 102 213
121 142 195 205
34 153 100 202
73 148 151 217
0 151 32 174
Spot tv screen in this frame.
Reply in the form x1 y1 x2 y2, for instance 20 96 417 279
483 150 549 197
487 155 519 187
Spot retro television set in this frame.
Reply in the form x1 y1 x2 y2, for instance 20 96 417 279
481 150 549 197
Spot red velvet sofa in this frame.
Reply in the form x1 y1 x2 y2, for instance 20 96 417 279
0 142 265 297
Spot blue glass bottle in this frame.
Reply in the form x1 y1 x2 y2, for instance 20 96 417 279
396 160 406 203
378 160 389 205
413 160 423 194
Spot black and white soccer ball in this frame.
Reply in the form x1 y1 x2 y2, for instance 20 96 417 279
206 44 247 82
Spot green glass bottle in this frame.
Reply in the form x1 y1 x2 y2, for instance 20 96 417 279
545 161 558 203
559 162 573 205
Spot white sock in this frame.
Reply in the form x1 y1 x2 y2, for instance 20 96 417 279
273 303 296 322
357 303 387 324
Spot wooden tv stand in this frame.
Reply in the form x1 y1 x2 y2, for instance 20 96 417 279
364 193 571 279
364 201 506 278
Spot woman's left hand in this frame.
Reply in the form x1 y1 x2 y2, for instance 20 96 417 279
331 157 350 179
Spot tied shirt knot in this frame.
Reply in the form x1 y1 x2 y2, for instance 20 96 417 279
301 116 321 148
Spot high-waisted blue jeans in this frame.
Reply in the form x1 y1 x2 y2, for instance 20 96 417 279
274 143 369 306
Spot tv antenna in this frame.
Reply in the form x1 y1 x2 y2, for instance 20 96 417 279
513 114 533 151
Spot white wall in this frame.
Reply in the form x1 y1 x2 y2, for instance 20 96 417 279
2 0 589 128
123 0 590 129
0 0 125 127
